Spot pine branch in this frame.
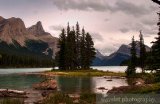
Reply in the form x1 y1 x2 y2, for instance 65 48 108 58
152 0 160 5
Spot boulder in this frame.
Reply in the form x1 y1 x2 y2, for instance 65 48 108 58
0 89 27 98
133 78 145 86
33 79 57 90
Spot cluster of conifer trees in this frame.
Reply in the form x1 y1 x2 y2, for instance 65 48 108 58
56 22 96 70
126 33 146 76
126 13 160 76
0 53 54 68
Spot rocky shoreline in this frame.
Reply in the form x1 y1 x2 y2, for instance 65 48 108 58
107 78 152 94
0 78 57 104
0 89 27 98
0 71 127 104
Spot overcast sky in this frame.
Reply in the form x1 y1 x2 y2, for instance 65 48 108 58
0 0 159 55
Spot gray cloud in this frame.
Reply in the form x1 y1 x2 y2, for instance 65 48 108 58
100 45 119 56
52 0 108 11
91 32 104 41
120 28 130 33
104 18 109 22
52 0 156 17
141 19 157 26
0 0 157 54
119 22 157 37
49 25 64 31
114 0 152 17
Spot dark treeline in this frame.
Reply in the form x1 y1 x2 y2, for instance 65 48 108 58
56 22 96 70
126 12 160 77
0 53 54 68
0 40 55 68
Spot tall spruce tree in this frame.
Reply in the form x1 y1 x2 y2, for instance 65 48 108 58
139 31 146 73
80 27 86 69
57 29 67 70
66 27 76 70
75 22 81 69
151 13 160 70
85 33 96 69
65 22 70 69
126 36 137 77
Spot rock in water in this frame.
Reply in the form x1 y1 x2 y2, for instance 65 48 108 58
33 79 57 90
0 89 27 98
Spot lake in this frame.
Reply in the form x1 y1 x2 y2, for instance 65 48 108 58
0 66 128 75
0 66 128 94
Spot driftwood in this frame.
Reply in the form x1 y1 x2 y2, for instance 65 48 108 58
0 89 27 98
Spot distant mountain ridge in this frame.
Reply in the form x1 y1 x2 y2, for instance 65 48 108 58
0 16 58 58
92 41 151 66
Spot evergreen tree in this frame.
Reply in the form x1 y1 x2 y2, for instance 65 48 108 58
66 27 77 70
65 22 70 69
151 12 160 70
85 33 96 69
139 31 146 73
67 22 70 36
75 22 81 69
126 36 137 77
57 29 67 70
80 28 86 69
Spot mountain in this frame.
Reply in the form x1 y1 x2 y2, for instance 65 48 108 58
0 16 58 58
27 21 58 57
92 42 151 66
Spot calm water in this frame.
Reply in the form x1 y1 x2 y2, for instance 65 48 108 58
0 67 128 94
0 74 44 90
0 68 52 74
92 66 127 72
56 76 127 94
0 66 128 74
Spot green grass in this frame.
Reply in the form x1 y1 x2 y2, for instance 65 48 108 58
0 98 24 104
48 69 125 77
126 83 160 94
125 73 160 93
42 92 74 104
79 93 96 104
42 92 98 104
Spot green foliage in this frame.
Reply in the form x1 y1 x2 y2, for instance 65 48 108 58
57 29 67 70
42 92 73 104
126 83 160 94
75 22 81 69
148 13 160 70
79 93 96 104
51 69 125 77
0 53 55 68
84 33 96 69
143 12 160 71
0 98 24 104
139 31 146 73
0 39 55 68
126 36 137 77
42 92 97 104
25 40 49 55
125 65 136 77
57 23 96 70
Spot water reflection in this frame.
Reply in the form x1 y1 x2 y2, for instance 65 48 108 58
56 76 93 93
55 76 128 94
0 74 44 90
